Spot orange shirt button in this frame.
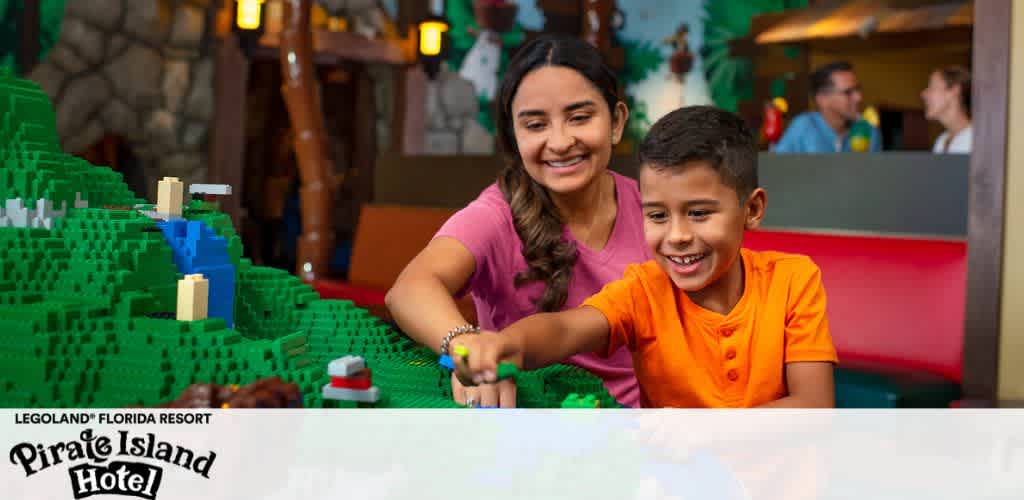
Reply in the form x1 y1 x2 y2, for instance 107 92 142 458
721 328 734 338
725 348 737 360
727 369 739 381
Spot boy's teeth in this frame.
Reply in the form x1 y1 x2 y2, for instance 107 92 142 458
670 253 704 265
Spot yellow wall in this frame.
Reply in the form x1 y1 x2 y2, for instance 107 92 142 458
999 4 1024 400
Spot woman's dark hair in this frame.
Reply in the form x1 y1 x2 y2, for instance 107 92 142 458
937 65 971 118
494 35 623 312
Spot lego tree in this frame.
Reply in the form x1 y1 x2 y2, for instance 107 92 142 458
0 0 66 74
701 0 807 112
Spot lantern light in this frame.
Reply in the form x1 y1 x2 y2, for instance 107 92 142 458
419 19 448 57
417 15 449 80
236 0 265 31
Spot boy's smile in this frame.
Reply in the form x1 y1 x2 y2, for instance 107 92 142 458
639 161 766 314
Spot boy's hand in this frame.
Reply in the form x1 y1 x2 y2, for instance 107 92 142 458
450 330 522 386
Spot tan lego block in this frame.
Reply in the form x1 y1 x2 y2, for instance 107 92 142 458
157 177 184 216
176 274 209 321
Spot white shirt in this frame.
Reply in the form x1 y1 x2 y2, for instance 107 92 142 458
932 125 972 154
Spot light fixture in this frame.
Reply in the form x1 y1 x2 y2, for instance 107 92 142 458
235 0 265 31
418 15 449 79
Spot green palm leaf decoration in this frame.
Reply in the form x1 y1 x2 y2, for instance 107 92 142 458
701 0 806 112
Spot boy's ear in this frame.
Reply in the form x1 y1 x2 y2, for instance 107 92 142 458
744 188 767 230
612 101 629 145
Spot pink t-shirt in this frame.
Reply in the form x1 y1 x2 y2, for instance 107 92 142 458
435 171 650 407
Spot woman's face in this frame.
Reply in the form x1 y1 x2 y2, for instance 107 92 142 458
921 72 958 120
509 66 627 196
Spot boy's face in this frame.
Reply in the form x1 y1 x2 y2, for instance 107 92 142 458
639 161 766 296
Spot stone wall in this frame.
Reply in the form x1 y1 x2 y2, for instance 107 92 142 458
424 66 494 155
28 0 215 198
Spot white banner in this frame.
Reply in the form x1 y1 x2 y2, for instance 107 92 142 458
3 410 1023 499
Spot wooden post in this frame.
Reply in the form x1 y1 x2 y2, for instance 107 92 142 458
16 0 41 75
393 65 426 154
209 32 250 230
580 0 614 52
351 64 377 220
280 0 335 282
962 0 1011 401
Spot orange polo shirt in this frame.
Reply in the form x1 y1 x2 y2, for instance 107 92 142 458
583 248 837 408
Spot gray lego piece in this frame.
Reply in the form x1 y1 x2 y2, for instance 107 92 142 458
74 192 88 208
327 355 366 377
189 184 232 196
322 385 379 403
4 199 27 227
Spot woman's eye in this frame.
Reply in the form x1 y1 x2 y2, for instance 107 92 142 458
570 114 592 123
646 212 667 222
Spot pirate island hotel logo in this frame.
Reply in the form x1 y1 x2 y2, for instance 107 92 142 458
9 428 216 499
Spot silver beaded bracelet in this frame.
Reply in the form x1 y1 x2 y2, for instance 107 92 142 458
440 324 480 356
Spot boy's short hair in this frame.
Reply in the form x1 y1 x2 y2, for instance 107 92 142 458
637 105 758 202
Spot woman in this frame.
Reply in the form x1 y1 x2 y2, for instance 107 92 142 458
921 66 972 154
386 35 649 408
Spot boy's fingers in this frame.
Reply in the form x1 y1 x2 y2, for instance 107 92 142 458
498 379 517 408
479 384 498 408
450 373 467 404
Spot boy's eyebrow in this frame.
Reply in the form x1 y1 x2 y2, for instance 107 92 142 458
641 199 722 208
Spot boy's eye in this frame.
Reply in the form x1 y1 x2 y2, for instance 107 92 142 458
645 211 667 222
688 210 711 219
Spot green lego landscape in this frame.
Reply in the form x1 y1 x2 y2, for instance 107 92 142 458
0 69 618 409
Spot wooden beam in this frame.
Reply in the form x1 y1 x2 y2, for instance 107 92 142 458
962 0 1010 400
16 0 40 75
260 29 416 65
208 33 250 230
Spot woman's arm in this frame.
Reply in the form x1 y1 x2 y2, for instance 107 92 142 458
385 237 478 354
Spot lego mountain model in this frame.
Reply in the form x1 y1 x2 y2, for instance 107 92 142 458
0 69 617 409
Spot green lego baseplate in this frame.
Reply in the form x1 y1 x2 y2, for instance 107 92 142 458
0 70 620 409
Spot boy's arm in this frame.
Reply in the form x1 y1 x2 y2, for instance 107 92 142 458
756 362 835 408
759 259 837 408
452 306 611 385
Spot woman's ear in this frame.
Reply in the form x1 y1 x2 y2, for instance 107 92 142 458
612 101 629 145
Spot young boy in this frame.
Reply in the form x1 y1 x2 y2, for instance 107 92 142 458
451 106 837 408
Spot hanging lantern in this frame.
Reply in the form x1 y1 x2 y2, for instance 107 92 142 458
418 15 449 79
235 0 265 31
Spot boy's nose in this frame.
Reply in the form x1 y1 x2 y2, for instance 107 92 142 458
666 222 694 246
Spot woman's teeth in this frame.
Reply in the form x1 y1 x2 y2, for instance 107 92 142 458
547 156 584 168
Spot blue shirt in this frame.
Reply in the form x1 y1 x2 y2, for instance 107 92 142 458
774 111 880 153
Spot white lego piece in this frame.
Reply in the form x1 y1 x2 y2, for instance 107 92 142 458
327 355 366 377
74 192 88 209
189 184 233 196
322 385 379 403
